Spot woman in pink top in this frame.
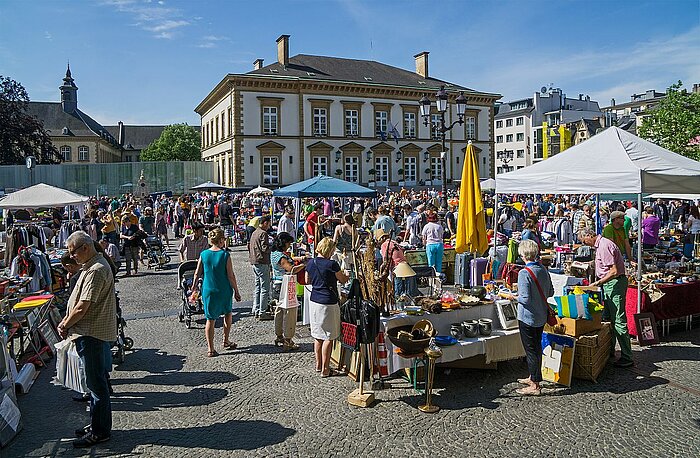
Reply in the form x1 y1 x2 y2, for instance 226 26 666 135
640 207 661 249
421 213 444 273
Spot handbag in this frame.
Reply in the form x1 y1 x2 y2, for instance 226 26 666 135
524 266 557 326
278 274 299 309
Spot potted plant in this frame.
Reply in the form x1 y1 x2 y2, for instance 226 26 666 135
397 168 405 187
424 168 432 186
334 168 343 177
368 168 376 187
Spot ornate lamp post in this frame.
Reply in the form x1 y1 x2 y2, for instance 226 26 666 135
419 86 468 208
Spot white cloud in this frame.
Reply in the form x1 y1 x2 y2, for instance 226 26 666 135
195 35 229 49
44 31 52 40
101 0 189 39
196 42 216 49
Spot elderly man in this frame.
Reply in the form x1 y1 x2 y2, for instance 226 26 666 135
58 231 117 447
178 222 208 262
578 228 633 368
249 215 273 320
278 206 296 238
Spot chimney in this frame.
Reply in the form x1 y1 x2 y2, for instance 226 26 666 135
117 121 124 146
611 98 616 106
276 34 290 67
579 94 583 100
692 83 699 94
253 58 264 70
414 51 429 78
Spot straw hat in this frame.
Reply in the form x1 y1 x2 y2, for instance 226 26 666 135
374 228 389 240
393 261 416 278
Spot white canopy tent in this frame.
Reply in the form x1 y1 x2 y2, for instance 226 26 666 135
494 127 700 314
480 178 496 191
0 183 89 210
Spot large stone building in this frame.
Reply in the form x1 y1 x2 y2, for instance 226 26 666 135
493 88 601 173
28 65 123 163
195 35 500 187
601 89 666 135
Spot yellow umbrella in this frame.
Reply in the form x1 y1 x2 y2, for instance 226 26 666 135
455 143 488 255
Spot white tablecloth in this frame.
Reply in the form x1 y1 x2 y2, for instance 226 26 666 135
381 304 525 373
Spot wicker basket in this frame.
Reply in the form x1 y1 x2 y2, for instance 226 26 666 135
573 324 611 383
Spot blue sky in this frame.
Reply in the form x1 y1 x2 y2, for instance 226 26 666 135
1 0 698 126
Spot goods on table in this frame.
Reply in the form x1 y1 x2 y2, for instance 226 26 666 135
546 312 603 337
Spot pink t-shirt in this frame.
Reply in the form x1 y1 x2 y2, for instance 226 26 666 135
380 240 407 269
594 235 626 280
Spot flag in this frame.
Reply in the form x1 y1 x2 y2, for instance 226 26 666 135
455 143 488 255
379 130 387 142
389 122 400 144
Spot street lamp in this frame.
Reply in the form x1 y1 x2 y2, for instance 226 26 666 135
497 149 514 174
419 86 468 208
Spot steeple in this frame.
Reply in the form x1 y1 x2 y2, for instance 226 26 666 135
60 63 78 113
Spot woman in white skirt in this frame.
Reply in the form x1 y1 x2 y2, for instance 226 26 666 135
305 237 349 377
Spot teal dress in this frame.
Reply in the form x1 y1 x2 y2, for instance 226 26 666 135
200 249 233 319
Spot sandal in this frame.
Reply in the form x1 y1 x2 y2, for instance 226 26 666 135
517 378 532 385
274 336 285 347
283 340 299 352
321 369 341 378
222 341 238 350
516 386 541 396
207 350 219 357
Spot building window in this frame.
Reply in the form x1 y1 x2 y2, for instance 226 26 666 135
404 112 416 138
263 106 278 135
374 156 389 183
517 165 524 169
78 145 89 162
517 149 525 158
215 116 219 142
496 120 503 128
404 156 417 183
496 135 503 143
228 107 232 136
483 157 487 165
431 114 441 140
262 156 279 185
506 119 513 127
516 117 524 126
465 116 476 140
313 108 327 136
60 145 71 162
221 112 226 138
125 156 132 162
497 166 503 174
430 157 442 181
375 110 388 137
312 156 328 177
345 156 359 183
345 109 359 136
506 134 513 142
516 133 524 141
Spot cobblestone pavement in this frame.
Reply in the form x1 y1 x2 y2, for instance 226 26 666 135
4 244 700 457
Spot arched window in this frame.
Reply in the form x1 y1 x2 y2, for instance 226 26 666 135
60 145 72 161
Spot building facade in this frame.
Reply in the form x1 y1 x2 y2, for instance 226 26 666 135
494 88 602 174
601 89 666 135
195 35 500 187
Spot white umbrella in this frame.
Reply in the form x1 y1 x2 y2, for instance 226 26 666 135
190 181 228 192
248 186 273 196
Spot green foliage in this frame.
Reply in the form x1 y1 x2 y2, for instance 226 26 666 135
141 123 201 161
0 75 60 165
638 81 700 161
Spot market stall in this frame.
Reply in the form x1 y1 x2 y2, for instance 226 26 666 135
496 126 700 322
625 281 700 336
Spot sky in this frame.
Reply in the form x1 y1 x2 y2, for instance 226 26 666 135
1 0 699 126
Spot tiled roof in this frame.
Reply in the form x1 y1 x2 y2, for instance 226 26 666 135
28 102 117 144
495 107 534 119
246 54 476 92
104 125 164 150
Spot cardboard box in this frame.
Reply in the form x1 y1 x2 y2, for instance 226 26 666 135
545 312 603 337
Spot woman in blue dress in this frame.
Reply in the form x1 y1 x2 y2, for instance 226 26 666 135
192 228 242 357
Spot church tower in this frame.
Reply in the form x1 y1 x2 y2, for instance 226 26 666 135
60 63 78 113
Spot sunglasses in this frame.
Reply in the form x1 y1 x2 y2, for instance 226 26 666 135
68 243 86 257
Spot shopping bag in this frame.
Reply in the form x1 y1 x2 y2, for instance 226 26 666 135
278 275 299 309
554 293 591 320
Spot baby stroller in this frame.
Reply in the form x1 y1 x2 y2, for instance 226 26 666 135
112 291 134 364
177 261 203 328
145 235 171 270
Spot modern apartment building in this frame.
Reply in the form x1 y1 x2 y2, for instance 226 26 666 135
195 35 501 187
494 88 602 174
601 89 666 135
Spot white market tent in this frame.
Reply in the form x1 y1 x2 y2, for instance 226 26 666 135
496 126 700 195
480 178 496 191
494 126 700 314
0 183 89 209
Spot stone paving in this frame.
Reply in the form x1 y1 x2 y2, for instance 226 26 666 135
3 245 700 457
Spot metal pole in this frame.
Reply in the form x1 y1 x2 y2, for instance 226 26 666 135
637 193 642 314
440 113 447 209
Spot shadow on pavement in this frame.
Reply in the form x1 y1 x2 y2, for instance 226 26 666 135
110 387 229 412
398 369 503 411
102 419 295 453
113 348 186 373
112 370 239 387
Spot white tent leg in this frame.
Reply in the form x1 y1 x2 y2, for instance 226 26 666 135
637 193 642 314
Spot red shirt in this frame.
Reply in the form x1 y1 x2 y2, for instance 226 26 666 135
380 239 406 270
305 211 319 243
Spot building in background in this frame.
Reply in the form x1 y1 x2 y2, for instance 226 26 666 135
195 35 500 187
28 65 123 163
494 88 602 174
601 89 666 135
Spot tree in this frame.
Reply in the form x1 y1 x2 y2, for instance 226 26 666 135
638 81 700 161
141 123 202 161
0 75 60 165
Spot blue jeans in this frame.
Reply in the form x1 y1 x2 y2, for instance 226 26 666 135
426 243 444 274
75 336 112 437
394 276 419 298
253 264 271 315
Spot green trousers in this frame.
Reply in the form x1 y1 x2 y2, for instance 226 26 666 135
602 276 633 363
